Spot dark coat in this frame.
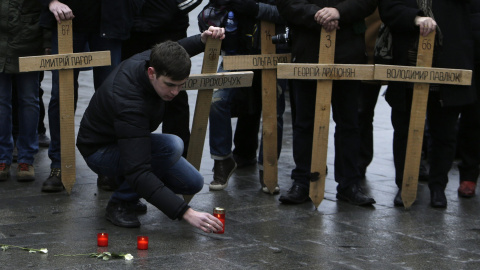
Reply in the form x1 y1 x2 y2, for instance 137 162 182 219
39 0 142 40
131 0 203 33
76 35 205 220
0 0 49 73
379 0 475 109
276 0 377 64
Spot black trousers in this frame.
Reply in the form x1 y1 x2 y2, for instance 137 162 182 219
392 90 462 190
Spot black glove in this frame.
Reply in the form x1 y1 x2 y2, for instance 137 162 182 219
229 0 259 18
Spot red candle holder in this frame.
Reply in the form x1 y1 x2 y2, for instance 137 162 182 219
97 233 108 247
137 236 149 250
213 207 225 234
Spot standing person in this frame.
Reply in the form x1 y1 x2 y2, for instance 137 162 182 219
38 0 141 192
76 27 226 229
379 0 475 207
276 0 377 205
456 0 480 198
207 0 289 193
0 0 48 182
121 0 203 159
357 8 382 179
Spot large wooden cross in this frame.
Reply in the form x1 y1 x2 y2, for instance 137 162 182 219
19 20 111 194
278 29 374 208
223 21 291 194
374 32 471 208
183 37 253 203
278 29 471 209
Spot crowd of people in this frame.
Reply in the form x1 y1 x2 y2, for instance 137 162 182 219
0 0 479 231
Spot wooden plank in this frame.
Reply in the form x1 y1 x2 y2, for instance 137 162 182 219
183 71 253 90
261 21 278 194
310 28 336 208
184 37 222 203
57 20 76 194
401 32 436 209
374 64 472 85
278 63 374 80
223 53 291 70
19 51 111 72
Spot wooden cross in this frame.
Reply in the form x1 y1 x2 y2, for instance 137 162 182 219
278 29 471 209
223 21 292 194
183 37 253 203
374 32 471 208
278 28 373 208
19 20 111 194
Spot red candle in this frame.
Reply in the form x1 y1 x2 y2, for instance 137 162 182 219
97 233 108 247
213 207 225 234
137 236 149 250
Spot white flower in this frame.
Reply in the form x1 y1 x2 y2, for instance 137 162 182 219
39 248 48 254
124 254 134 261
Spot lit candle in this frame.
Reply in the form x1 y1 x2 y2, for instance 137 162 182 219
213 207 225 234
137 236 149 250
97 233 108 247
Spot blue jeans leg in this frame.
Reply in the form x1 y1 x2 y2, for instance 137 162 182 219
0 73 14 164
15 72 40 164
0 72 39 165
84 134 203 203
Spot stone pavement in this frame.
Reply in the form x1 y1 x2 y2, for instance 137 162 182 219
1 7 480 270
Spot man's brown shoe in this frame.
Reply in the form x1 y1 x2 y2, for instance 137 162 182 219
17 163 35 182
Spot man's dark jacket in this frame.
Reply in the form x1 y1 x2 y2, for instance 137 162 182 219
379 0 475 109
39 0 142 40
276 0 377 64
76 35 205 220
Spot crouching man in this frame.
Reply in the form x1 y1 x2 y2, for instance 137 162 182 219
76 27 225 232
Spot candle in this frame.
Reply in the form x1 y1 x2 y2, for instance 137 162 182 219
137 236 149 250
97 233 108 247
213 207 225 234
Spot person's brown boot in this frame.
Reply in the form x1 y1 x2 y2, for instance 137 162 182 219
17 163 35 182
0 163 10 181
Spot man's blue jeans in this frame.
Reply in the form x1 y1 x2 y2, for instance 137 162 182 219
209 61 285 165
48 29 122 168
0 72 39 165
84 134 204 203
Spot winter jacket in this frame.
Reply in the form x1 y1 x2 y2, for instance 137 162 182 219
276 0 377 64
131 0 203 33
0 0 49 73
39 0 142 40
76 35 205 220
379 0 475 108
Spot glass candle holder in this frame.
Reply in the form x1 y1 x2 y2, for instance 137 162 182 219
213 207 225 234
97 233 108 247
137 236 149 250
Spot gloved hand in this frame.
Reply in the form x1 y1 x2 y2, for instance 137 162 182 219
229 0 259 18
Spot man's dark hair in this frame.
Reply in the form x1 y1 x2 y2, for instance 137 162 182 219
150 41 191 80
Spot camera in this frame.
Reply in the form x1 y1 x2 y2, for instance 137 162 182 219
271 27 290 45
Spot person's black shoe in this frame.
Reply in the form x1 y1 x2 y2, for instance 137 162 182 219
124 200 147 214
97 175 118 191
105 201 141 228
430 186 447 208
38 133 50 148
394 189 403 207
41 168 64 192
279 183 310 204
336 184 376 206
233 154 257 168
210 157 237 190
